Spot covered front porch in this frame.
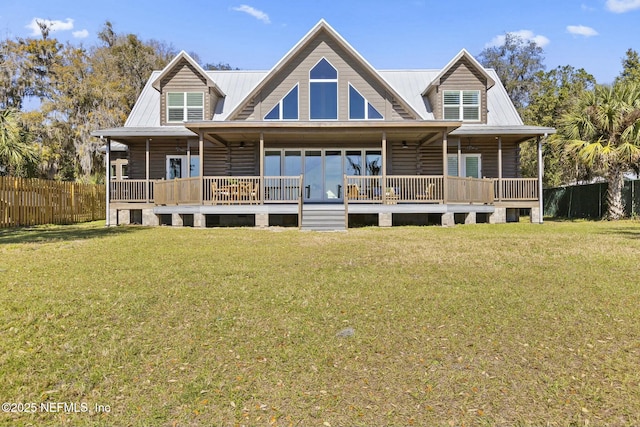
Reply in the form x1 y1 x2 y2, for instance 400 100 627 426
103 121 548 228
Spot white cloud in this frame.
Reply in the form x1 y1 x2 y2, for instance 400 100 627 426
25 17 74 36
606 0 640 12
581 3 596 11
485 30 550 48
232 5 270 24
73 29 89 39
566 25 599 37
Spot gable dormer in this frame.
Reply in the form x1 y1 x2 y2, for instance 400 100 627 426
228 20 420 122
423 49 495 124
152 51 225 125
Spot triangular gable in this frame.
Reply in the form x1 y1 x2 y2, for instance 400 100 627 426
422 49 495 96
227 19 421 121
152 51 225 97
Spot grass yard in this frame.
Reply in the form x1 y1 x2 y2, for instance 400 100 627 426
1 220 639 426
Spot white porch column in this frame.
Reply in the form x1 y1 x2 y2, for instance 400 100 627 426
537 135 544 224
186 139 191 178
382 132 387 203
259 132 264 204
457 138 462 177
145 138 150 203
199 131 204 204
105 137 111 226
442 132 448 203
498 136 503 201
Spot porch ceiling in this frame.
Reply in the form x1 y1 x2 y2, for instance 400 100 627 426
186 121 460 145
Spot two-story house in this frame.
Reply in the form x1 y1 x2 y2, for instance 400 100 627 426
94 20 554 230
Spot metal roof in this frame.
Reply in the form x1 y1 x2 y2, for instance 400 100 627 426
122 68 524 129
96 20 552 139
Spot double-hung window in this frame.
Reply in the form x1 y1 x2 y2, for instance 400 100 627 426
167 92 204 122
443 90 480 121
309 58 338 120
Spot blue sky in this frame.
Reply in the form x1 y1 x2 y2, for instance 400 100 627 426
1 0 639 84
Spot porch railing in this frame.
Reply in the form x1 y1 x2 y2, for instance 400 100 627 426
110 179 155 202
447 177 495 204
343 176 384 203
264 176 303 203
112 176 536 206
495 178 538 201
385 176 444 203
155 177 200 205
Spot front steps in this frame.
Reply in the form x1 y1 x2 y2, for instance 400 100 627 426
300 204 346 231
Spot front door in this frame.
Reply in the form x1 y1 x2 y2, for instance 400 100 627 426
303 150 344 202
304 150 323 201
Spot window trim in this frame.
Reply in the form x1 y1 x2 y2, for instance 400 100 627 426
264 84 299 121
348 83 384 120
309 57 338 121
166 92 204 123
442 90 480 122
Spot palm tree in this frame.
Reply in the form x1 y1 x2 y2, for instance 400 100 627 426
0 108 38 176
558 82 640 220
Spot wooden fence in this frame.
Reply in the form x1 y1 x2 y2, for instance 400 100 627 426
0 177 106 228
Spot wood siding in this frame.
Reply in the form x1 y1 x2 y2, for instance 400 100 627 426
237 32 413 122
159 60 212 124
428 58 488 123
127 140 230 179
123 137 519 180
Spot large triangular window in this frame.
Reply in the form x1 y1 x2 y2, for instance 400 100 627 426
265 84 299 120
349 84 383 120
310 58 338 120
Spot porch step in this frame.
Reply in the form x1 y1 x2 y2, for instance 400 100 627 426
301 206 346 231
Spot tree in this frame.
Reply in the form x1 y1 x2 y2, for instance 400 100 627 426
520 66 596 186
558 82 640 219
617 48 640 84
0 108 38 176
477 33 545 112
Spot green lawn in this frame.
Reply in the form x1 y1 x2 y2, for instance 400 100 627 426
1 220 639 426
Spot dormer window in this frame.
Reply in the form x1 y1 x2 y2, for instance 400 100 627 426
265 84 299 120
167 92 204 122
309 58 338 120
443 90 480 121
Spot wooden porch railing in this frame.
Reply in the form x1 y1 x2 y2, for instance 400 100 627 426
152 176 303 205
495 178 539 201
343 176 384 203
384 176 444 203
263 176 303 203
447 177 495 204
112 176 537 206
154 177 200 205
110 179 155 202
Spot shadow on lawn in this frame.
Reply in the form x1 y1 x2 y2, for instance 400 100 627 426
0 223 145 245
600 227 640 240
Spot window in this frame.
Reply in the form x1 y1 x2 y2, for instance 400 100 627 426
310 58 338 120
166 155 200 179
443 90 480 121
365 151 382 176
447 154 481 178
265 84 299 120
349 84 383 120
167 92 204 122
